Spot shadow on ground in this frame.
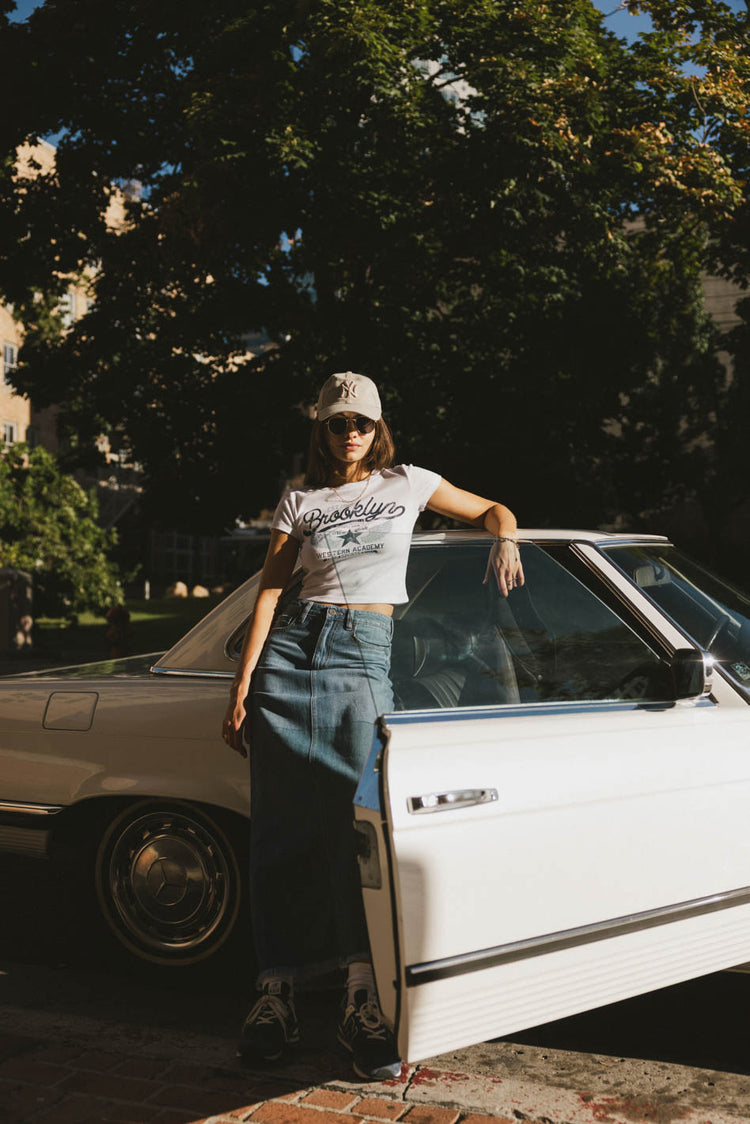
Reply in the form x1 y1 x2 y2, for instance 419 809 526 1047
2 853 749 1079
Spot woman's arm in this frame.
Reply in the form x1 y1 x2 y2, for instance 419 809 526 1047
425 479 524 597
222 530 300 756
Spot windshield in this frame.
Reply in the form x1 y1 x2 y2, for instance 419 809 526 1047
602 544 750 695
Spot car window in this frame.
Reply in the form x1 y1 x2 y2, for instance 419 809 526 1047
602 543 750 697
392 542 669 711
226 577 302 661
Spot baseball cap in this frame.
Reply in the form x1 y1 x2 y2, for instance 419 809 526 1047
316 372 382 421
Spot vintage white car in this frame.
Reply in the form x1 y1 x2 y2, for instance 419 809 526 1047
2 529 750 1065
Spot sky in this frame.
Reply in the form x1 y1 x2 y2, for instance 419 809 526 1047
8 0 38 20
593 1 654 40
593 0 746 39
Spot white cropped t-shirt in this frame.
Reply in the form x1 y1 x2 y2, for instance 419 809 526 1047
271 464 442 605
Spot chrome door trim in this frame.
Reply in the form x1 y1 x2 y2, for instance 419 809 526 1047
406 884 750 986
383 697 714 728
0 800 64 817
150 665 234 679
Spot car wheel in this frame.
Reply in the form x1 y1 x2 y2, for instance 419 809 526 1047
94 800 242 966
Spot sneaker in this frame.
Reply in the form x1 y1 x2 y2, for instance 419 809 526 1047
237 980 300 1062
337 989 401 1080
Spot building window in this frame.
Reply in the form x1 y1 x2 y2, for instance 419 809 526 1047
2 342 18 382
3 421 18 446
59 289 76 328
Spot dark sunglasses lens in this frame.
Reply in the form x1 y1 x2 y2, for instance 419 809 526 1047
325 416 376 435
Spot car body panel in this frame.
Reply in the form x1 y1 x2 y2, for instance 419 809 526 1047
0 675 248 816
358 699 750 1062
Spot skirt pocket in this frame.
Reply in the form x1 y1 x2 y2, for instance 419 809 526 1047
352 614 393 649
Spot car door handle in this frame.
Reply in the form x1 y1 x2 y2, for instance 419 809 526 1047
407 788 498 815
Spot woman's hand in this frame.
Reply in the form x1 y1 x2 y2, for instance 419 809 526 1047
424 483 523 598
483 538 525 598
222 692 249 758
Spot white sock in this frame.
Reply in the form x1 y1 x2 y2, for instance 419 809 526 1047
347 960 376 1005
259 972 294 998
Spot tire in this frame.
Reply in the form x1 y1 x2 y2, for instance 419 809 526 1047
94 799 243 966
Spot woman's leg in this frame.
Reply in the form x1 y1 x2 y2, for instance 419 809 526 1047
240 605 397 1068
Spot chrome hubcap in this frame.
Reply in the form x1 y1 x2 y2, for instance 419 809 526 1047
98 804 239 962
132 837 203 918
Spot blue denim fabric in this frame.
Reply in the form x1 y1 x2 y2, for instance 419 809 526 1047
249 600 394 980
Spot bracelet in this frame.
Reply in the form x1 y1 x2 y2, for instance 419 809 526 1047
495 536 518 546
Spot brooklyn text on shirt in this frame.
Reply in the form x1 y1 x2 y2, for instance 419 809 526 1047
301 498 407 536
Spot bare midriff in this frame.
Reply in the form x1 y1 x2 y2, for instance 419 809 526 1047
315 602 394 617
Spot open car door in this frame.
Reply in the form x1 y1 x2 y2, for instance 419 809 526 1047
353 541 750 1064
355 700 750 1063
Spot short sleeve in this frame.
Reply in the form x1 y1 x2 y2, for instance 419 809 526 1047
271 490 302 538
403 464 442 511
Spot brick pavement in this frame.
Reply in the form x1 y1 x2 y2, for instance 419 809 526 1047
0 1031 520 1124
5 1023 750 1124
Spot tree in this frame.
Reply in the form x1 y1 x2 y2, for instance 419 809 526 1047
0 444 122 617
0 0 748 535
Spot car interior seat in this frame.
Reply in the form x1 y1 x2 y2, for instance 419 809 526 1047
391 614 521 710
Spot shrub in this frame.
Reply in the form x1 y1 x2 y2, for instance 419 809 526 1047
0 444 122 618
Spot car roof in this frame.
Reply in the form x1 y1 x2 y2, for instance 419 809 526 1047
153 528 670 676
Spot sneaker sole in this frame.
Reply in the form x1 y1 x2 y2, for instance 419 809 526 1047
337 1031 401 1081
237 1030 301 1063
352 1057 402 1081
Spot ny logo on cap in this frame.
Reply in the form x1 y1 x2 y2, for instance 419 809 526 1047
340 377 358 399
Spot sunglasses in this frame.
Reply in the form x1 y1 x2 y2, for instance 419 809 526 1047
324 415 376 436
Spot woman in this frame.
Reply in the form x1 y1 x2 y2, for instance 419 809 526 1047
223 371 523 1079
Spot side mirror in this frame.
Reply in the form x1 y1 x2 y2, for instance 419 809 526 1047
671 648 713 700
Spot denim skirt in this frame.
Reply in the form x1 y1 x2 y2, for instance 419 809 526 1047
248 599 394 980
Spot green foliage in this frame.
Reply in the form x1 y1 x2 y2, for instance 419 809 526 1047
0 445 122 618
36 594 223 660
0 0 748 534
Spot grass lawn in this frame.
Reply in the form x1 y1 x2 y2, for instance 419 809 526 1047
34 594 225 664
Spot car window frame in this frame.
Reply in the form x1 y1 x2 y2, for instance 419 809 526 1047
599 541 750 703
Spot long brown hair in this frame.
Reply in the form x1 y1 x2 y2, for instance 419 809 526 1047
305 417 396 487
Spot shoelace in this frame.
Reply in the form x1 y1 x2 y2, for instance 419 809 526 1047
247 992 292 1028
353 997 389 1041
